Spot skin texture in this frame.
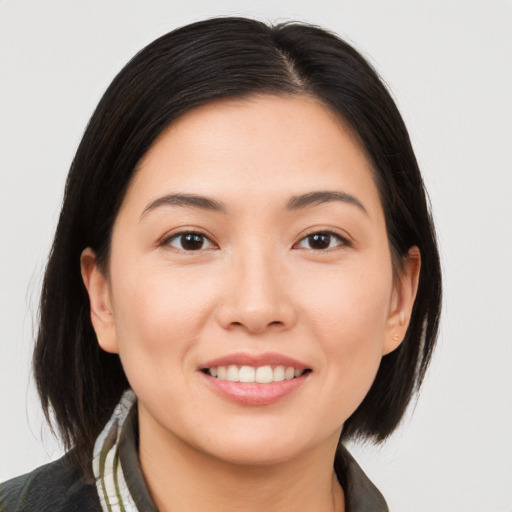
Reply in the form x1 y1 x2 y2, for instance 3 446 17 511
81 94 420 512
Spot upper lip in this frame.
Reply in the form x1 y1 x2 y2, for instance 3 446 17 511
200 352 310 370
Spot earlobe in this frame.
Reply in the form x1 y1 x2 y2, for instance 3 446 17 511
383 246 421 355
80 248 119 354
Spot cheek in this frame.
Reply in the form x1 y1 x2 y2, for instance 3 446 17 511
301 264 392 410
304 261 392 343
108 262 218 372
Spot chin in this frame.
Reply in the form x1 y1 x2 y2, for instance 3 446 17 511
194 423 337 468
206 440 305 467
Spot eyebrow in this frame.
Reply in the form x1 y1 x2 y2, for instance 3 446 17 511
140 193 226 219
286 191 367 214
140 190 367 219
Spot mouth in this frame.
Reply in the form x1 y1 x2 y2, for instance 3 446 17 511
199 353 312 406
201 365 310 383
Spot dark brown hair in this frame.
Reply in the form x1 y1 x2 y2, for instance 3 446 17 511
34 16 441 470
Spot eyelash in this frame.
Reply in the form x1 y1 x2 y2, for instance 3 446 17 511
295 231 350 251
162 229 350 253
163 231 216 252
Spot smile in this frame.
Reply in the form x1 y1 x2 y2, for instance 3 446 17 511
205 365 307 383
199 353 312 406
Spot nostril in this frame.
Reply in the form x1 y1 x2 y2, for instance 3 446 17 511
250 320 284 332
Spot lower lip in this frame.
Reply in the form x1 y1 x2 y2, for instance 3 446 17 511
201 373 310 406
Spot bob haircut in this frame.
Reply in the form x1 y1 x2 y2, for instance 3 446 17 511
34 16 441 469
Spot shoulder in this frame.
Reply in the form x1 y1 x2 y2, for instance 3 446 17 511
0 452 101 512
335 444 388 512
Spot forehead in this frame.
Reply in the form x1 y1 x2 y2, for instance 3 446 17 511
121 94 383 220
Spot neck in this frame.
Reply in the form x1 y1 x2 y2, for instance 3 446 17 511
137 409 344 512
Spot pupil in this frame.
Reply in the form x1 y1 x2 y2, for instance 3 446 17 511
310 233 330 249
182 233 203 250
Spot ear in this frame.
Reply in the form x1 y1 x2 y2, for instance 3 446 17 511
383 246 421 355
80 248 119 354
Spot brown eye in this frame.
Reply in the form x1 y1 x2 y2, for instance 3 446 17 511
296 232 347 250
167 232 214 251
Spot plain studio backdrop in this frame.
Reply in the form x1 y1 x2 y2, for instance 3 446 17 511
1 1 511 511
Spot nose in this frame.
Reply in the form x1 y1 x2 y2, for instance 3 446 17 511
215 248 297 334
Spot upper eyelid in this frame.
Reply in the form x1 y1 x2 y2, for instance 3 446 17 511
294 227 351 244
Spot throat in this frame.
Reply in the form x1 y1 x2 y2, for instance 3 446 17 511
138 432 343 512
136 397 344 512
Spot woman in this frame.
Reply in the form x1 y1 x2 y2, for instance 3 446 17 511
0 17 441 511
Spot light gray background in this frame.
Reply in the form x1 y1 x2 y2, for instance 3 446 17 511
1 1 511 510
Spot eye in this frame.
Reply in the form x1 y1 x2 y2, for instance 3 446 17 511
295 231 348 251
165 231 215 251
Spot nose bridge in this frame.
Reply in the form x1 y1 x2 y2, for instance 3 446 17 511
218 239 296 333
239 243 281 304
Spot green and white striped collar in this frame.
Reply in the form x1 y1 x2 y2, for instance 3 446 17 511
92 390 157 512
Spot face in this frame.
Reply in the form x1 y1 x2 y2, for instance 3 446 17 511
82 94 418 467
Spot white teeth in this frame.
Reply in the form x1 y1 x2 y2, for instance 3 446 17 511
273 366 285 382
226 365 239 382
207 365 306 383
285 366 295 380
255 365 273 383
239 365 255 382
